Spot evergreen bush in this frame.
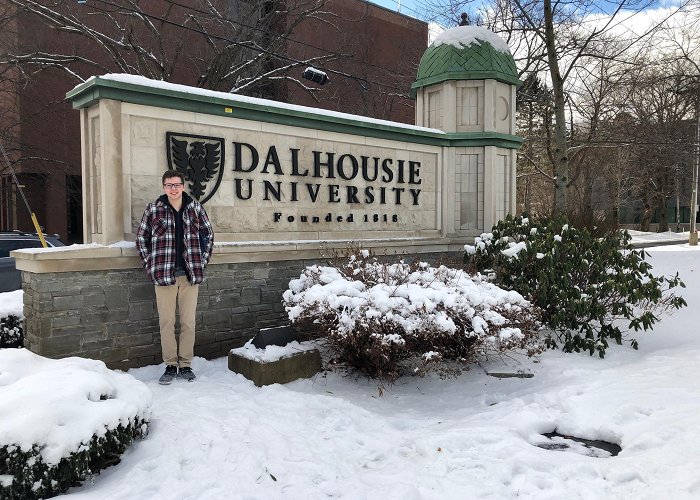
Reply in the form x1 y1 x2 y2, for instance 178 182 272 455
464 215 686 357
0 418 148 500
0 314 23 349
284 250 543 382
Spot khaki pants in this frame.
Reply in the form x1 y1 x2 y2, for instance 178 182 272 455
154 275 199 368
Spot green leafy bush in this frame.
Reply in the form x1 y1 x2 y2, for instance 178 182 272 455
464 215 686 357
0 314 22 349
0 418 148 500
284 251 543 382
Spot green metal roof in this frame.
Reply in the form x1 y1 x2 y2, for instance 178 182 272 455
411 29 521 93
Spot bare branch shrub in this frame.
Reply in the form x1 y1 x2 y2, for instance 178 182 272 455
283 249 543 383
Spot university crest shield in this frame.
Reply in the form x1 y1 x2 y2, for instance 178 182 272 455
166 132 225 204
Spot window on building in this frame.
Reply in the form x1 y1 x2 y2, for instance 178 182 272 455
66 175 83 244
0 176 15 231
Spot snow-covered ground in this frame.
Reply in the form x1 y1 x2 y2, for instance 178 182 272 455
2 242 700 499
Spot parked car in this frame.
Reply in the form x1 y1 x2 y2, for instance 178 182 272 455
0 231 65 293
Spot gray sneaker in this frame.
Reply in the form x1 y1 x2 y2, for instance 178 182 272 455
158 365 178 385
179 367 196 382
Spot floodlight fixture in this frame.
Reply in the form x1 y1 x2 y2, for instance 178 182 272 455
302 67 329 85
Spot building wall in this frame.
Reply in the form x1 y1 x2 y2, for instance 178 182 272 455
0 0 427 243
0 4 22 234
284 0 427 125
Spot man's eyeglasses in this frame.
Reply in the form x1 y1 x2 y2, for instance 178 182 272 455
163 183 184 189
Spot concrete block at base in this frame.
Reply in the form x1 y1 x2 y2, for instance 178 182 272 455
479 357 535 379
228 349 322 387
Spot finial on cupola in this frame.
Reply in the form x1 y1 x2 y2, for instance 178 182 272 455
459 13 470 26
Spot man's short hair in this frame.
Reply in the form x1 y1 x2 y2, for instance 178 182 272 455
162 170 185 185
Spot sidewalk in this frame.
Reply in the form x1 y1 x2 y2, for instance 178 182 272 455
627 229 691 248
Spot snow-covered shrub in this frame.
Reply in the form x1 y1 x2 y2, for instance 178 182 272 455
0 314 22 349
0 350 152 499
283 251 543 381
464 215 686 357
1 420 147 499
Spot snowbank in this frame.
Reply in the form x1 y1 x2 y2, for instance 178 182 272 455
0 350 152 465
0 290 23 319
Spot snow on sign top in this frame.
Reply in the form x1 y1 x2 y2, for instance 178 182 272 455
431 25 511 54
78 74 445 135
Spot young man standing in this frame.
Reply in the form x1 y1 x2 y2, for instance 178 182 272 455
136 170 214 385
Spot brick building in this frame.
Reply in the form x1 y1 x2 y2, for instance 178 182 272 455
0 0 427 243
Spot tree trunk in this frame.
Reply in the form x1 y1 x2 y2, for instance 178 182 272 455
525 177 532 215
582 163 593 214
525 103 534 215
658 196 669 232
544 0 569 216
676 182 681 231
640 197 651 232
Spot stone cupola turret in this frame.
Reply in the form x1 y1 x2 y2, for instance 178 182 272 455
411 18 522 233
411 17 520 134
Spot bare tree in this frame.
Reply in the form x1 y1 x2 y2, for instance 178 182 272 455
0 0 344 239
423 0 690 217
0 0 428 239
516 72 555 215
507 0 687 214
0 0 343 97
592 60 695 231
657 10 700 236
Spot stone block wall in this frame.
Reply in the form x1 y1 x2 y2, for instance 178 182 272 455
22 260 316 371
20 249 462 370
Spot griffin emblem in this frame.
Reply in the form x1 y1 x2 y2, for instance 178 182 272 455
166 133 225 204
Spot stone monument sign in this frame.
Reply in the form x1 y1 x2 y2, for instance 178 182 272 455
13 24 521 368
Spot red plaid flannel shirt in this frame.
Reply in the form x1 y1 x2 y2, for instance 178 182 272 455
136 193 214 286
